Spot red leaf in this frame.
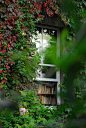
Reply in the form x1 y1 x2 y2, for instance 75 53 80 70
55 11 58 14
6 65 10 70
0 70 3 73
3 46 7 50
0 56 3 61
0 86 1 91
4 21 7 24
0 36 2 40
44 2 47 7
33 52 35 54
8 44 10 47
11 61 15 65
10 41 12 44
7 22 10 26
7 38 9 41
0 50 6 53
2 50 6 53
25 5 28 7
13 36 16 41
38 15 42 18
0 42 2 47
2 80 5 84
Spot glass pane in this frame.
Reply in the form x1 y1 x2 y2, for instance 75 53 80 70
43 28 57 51
42 66 56 79
36 65 56 79
35 27 42 53
34 27 57 65
43 28 57 64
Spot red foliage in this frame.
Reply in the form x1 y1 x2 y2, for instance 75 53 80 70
38 15 42 18
8 44 10 48
6 65 10 70
33 0 59 17
0 0 22 89
2 80 6 84
25 5 28 7
0 36 2 40
55 11 58 14
44 2 47 7
0 86 2 91
0 70 3 73
0 0 40 90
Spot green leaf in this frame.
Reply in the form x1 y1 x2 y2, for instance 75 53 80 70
16 124 21 128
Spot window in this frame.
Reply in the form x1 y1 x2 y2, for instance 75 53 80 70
33 26 61 105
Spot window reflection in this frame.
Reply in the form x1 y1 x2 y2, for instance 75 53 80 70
33 27 57 65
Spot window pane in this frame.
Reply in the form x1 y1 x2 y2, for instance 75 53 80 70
42 66 56 79
34 27 57 65
43 28 57 64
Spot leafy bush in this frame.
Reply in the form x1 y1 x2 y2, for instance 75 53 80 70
0 90 64 128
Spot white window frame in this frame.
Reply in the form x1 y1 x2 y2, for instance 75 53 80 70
35 25 61 105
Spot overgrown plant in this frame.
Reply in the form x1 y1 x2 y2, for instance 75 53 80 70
44 0 86 127
0 0 41 91
0 90 64 128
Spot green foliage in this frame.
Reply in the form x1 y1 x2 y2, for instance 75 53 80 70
0 90 64 128
43 0 86 127
1 0 86 128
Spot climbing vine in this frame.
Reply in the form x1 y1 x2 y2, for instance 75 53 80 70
0 0 40 91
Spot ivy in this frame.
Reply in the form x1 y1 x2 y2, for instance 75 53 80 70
0 0 41 90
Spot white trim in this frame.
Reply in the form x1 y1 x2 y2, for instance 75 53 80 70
39 63 56 67
56 28 61 105
56 72 61 105
57 28 60 57
36 77 58 82
41 27 43 64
